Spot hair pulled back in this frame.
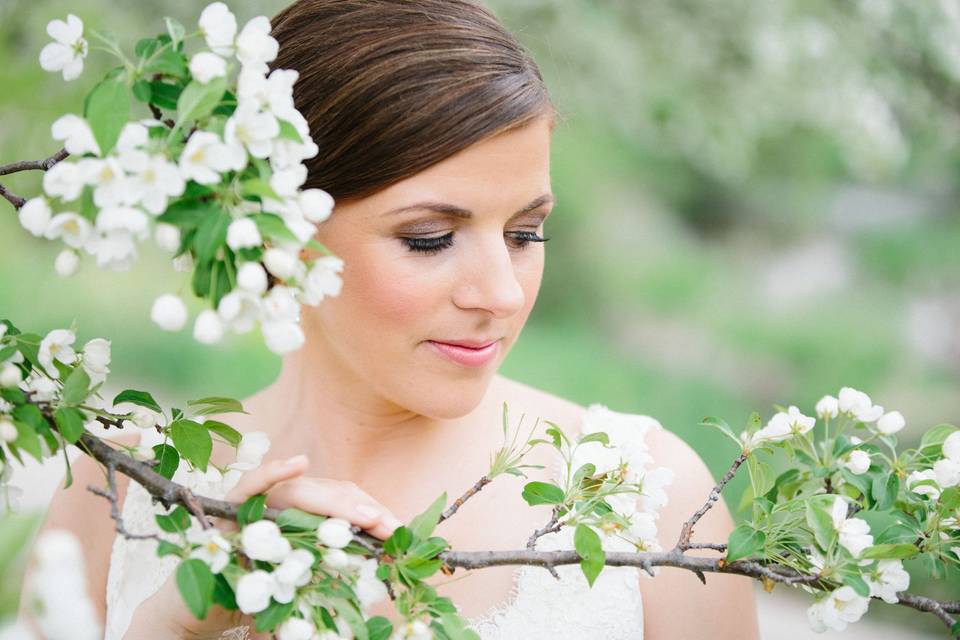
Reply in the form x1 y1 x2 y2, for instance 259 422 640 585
268 0 557 203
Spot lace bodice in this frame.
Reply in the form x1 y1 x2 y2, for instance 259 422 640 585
104 404 670 639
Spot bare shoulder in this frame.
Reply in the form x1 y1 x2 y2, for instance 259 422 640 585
490 374 587 441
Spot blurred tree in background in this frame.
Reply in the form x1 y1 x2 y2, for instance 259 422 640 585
2 0 960 634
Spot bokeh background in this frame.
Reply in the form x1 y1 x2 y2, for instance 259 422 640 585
2 0 960 637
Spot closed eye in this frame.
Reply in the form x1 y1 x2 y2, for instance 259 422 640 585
401 231 549 255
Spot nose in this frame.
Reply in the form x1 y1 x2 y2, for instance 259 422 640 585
451 233 526 318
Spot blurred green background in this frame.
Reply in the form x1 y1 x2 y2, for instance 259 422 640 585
2 0 960 636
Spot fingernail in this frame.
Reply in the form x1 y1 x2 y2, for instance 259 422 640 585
285 454 307 467
356 504 381 519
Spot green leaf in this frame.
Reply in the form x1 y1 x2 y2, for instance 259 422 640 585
165 17 186 50
577 432 609 446
725 524 766 562
521 481 566 506
146 47 188 78
439 612 481 640
277 508 323 532
193 207 231 266
152 443 180 480
276 118 303 143
176 558 215 620
177 77 228 124
132 79 152 103
157 540 183 557
212 572 238 610
84 79 130 155
573 523 604 587
331 599 369 640
920 424 957 454
171 419 213 472
872 472 900 511
572 463 597 486
204 420 242 447
148 80 182 110
113 389 163 414
241 179 283 202
156 505 191 534
253 600 293 632
61 366 91 405
747 455 774 497
409 492 447 540
700 416 742 448
250 213 298 243
805 499 837 550
187 396 247 417
53 407 86 444
860 543 919 560
366 617 393 640
11 419 42 461
383 525 414 556
238 494 267 526
840 570 871 598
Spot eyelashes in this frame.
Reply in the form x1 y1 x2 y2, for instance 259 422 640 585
401 231 549 255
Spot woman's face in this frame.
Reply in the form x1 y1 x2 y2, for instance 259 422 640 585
304 116 554 419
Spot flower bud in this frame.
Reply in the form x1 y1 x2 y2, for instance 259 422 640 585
54 249 80 277
226 218 262 250
876 411 905 435
189 51 227 84
840 449 871 475
150 294 188 331
154 223 181 253
815 395 839 420
132 445 155 461
237 262 268 294
0 363 22 388
0 418 18 443
193 309 225 344
317 517 353 549
263 247 298 280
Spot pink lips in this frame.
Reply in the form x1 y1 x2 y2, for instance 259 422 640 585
427 339 500 368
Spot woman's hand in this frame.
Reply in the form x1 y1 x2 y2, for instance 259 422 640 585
124 454 403 639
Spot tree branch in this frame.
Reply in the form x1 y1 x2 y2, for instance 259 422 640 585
0 147 69 209
675 451 748 550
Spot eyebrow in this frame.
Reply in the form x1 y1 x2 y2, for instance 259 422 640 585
382 193 555 219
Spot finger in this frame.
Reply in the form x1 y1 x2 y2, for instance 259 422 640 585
267 479 403 540
214 455 310 532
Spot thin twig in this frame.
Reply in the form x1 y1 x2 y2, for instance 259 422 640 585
0 147 69 209
439 475 492 523
86 461 161 542
675 451 748 550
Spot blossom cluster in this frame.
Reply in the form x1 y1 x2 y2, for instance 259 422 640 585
23 4 346 355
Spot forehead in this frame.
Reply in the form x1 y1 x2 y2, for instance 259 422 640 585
359 118 553 217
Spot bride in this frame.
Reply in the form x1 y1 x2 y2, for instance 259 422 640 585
29 0 758 638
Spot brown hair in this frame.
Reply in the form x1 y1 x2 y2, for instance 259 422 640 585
268 0 558 202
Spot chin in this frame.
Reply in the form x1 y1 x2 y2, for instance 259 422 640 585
402 373 494 420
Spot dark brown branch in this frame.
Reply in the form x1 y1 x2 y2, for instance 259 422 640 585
676 451 748 550
0 148 69 210
86 461 161 542
438 474 491 523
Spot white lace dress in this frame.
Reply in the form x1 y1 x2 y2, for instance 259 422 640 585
104 404 669 639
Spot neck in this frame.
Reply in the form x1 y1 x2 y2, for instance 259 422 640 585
251 337 505 492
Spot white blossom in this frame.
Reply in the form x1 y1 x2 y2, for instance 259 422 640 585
237 262 268 294
262 321 305 355
300 257 344 305
225 103 279 159
837 386 884 423
830 496 873 557
235 16 279 71
263 285 300 323
934 457 960 489
806 585 870 632
226 217 263 250
944 431 960 461
321 548 350 570
317 517 353 549
38 329 77 378
42 161 85 202
277 617 316 640
236 569 274 614
124 153 186 214
298 189 334 223
18 197 52 237
218 290 262 333
231 431 271 471
840 449 871 475
27 529 101 640
179 130 246 184
756 406 815 443
83 229 139 271
864 559 910 604
269 164 308 198
270 108 319 169
150 294 188 331
815 395 839 419
45 212 92 249
189 51 228 84
355 557 388 610
54 249 80 277
0 418 17 443
907 469 941 499
51 114 100 156
199 2 237 58
263 247 299 280
188 528 231 574
121 406 160 431
876 410 905 435
80 157 136 208
154 223 181 253
116 121 149 153
272 548 314 603
93 206 150 240
39 15 88 81
131 445 155 462
237 67 297 119
21 372 58 402
81 337 111 383
0 363 22 388
242 520 291 563
193 310 225 344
